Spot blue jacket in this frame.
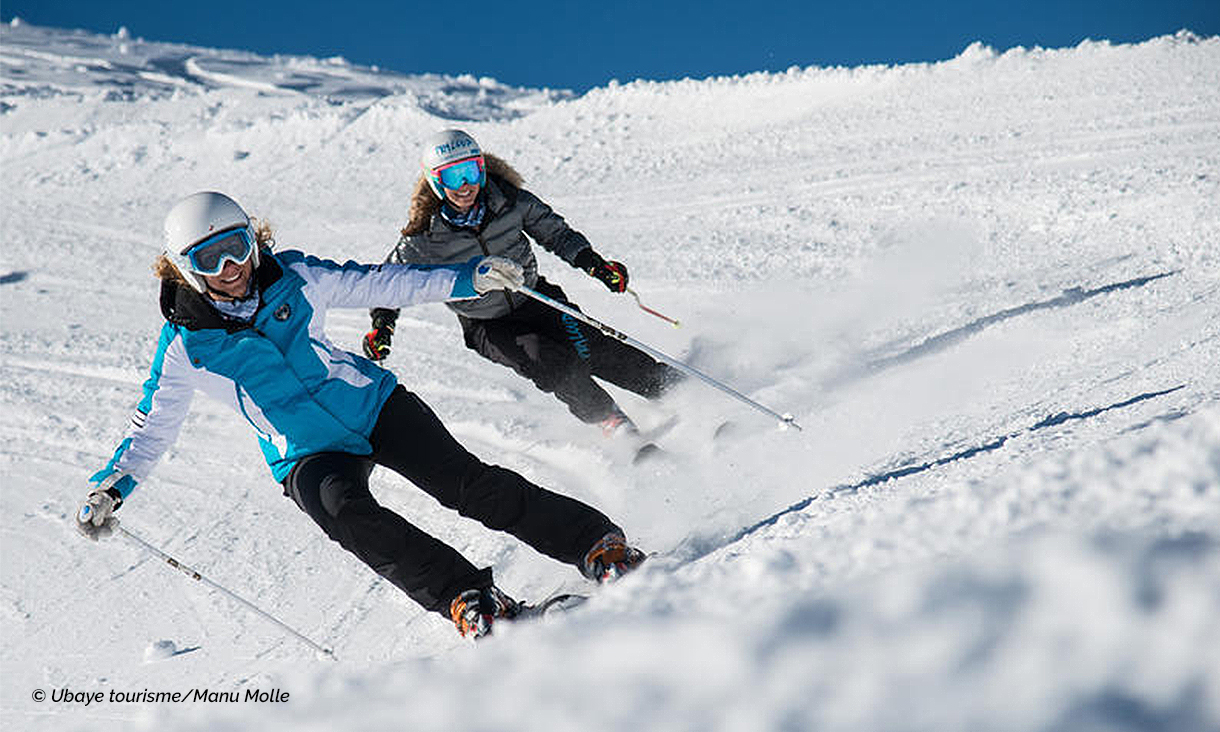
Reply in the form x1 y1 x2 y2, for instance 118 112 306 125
91 250 480 498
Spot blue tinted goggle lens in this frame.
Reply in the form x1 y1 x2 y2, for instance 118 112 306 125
184 228 254 275
436 157 485 190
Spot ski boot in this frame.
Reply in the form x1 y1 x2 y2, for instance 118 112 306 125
581 532 647 583
599 408 639 439
449 586 521 640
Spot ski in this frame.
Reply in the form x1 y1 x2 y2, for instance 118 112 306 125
629 417 739 464
514 592 589 621
627 414 680 466
712 419 740 442
632 442 665 465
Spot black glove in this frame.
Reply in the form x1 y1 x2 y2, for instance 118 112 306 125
573 249 629 293
363 309 398 361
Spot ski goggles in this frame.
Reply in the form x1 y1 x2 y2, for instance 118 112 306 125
181 226 255 275
431 156 485 191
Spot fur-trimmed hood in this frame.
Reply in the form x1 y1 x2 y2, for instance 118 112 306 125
401 153 523 236
386 154 592 320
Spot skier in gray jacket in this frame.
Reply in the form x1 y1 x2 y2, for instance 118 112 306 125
364 129 682 436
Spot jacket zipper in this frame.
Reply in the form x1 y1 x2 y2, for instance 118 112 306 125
474 229 516 314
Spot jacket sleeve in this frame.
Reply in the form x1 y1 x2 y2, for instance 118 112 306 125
89 325 198 499
280 250 481 311
386 232 421 265
368 233 420 326
516 188 594 265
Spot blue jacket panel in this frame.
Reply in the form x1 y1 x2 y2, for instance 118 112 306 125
92 251 480 493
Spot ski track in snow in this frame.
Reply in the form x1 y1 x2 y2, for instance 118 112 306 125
3 19 1220 732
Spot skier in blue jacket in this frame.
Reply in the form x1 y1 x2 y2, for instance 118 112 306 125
75 191 644 640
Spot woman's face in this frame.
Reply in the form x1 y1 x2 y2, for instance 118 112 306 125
444 181 481 212
201 257 255 300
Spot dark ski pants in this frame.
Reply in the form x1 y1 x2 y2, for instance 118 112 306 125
283 386 620 615
459 278 683 423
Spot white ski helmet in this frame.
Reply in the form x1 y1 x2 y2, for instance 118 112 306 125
163 191 259 293
421 129 484 198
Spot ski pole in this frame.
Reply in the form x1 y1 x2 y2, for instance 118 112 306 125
626 288 681 328
515 285 801 430
118 526 337 660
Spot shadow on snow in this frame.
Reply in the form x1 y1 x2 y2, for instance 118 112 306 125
860 271 1176 376
677 383 1188 563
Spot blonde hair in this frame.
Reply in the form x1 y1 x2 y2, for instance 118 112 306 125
154 218 275 282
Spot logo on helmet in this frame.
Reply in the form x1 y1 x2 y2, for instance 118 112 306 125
434 138 477 159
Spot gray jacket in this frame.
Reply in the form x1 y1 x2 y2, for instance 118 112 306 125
385 160 592 320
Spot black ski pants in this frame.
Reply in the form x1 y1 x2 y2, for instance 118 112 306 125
459 278 682 423
282 386 620 615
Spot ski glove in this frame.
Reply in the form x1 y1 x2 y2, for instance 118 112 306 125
362 310 397 361
77 471 133 540
473 256 525 294
76 486 124 541
573 248 629 293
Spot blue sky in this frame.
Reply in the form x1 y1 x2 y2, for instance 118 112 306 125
4 0 1217 92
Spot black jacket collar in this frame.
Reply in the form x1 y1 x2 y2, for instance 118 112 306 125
160 256 283 332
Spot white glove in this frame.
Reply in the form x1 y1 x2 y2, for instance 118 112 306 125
472 256 524 294
76 487 121 541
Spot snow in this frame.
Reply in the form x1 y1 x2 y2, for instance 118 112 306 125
3 18 1219 732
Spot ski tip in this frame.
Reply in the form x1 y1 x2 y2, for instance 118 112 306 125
518 593 590 620
632 442 665 465
712 420 740 441
542 592 589 609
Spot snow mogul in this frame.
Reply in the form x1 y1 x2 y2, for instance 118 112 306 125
363 129 683 437
76 191 644 639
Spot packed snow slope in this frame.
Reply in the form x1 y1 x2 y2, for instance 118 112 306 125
3 19 1220 732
